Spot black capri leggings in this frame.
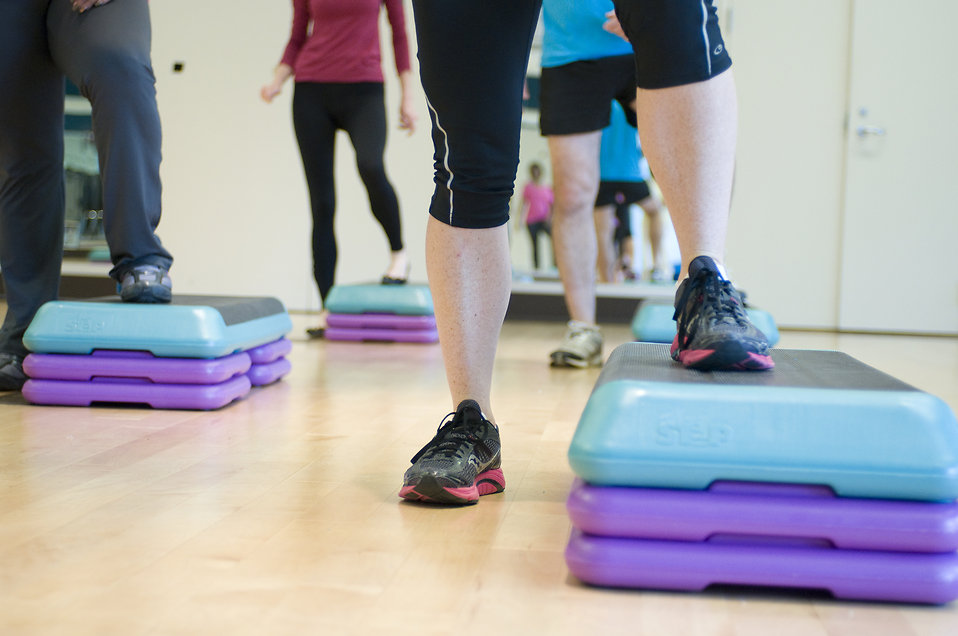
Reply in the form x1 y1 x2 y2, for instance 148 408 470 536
292 82 404 302
412 0 730 230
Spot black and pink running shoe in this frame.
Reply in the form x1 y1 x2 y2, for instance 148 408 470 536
671 256 775 371
400 400 505 505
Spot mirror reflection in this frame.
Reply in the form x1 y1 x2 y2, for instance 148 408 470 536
509 26 681 295
64 81 107 258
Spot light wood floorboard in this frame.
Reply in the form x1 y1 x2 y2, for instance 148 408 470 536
1 313 956 635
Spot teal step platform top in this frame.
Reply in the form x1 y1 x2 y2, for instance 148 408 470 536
24 295 292 359
324 283 434 316
568 343 958 501
631 301 780 346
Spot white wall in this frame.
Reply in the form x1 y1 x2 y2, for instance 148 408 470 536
149 0 434 312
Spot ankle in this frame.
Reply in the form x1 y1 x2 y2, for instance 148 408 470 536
385 250 410 279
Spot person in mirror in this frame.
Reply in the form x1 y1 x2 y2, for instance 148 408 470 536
517 162 554 272
399 0 773 506
261 0 418 338
0 0 174 391
594 101 668 284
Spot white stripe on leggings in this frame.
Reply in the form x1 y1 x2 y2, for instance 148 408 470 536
699 0 712 77
426 97 454 225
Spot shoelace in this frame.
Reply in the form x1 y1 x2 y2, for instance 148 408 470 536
674 271 749 344
410 411 486 464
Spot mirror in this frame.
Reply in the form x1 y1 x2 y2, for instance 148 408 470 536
64 81 107 260
509 23 681 304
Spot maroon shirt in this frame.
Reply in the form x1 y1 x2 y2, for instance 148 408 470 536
280 0 411 83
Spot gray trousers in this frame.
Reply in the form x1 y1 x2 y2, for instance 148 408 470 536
0 0 172 356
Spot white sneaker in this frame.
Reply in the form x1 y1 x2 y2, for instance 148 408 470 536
649 267 669 284
550 321 603 368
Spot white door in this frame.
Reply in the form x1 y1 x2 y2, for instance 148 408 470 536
839 0 958 334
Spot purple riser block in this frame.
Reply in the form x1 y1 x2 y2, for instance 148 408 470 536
247 338 292 365
22 375 251 410
568 480 958 553
565 530 958 604
248 357 291 387
325 326 438 343
326 313 436 330
23 350 251 385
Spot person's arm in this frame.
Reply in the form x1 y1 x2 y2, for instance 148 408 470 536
385 0 417 133
261 0 308 103
397 69 418 133
261 63 294 103
603 10 630 42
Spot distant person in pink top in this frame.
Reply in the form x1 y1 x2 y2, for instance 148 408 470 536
518 162 554 271
261 0 418 337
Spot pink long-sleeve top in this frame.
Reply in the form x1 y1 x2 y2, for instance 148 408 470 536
280 0 411 83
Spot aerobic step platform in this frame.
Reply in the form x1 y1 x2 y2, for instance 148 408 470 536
323 283 437 343
631 301 780 346
566 480 958 603
20 296 293 409
568 343 958 501
567 480 958 553
325 313 438 343
24 295 293 358
565 528 958 604
21 338 291 409
564 343 958 603
324 283 433 316
246 337 292 386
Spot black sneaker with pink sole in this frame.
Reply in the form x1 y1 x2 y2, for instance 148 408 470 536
671 256 774 371
400 400 505 505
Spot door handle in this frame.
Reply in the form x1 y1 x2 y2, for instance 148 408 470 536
856 125 886 137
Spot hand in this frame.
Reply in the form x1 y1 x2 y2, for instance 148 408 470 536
260 82 282 103
261 64 293 104
603 10 629 42
398 95 418 135
72 0 113 12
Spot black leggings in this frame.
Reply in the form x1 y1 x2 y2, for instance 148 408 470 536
526 221 551 270
292 82 403 301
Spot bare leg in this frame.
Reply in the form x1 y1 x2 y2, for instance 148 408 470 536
593 204 618 283
636 193 665 272
634 71 736 275
425 216 510 424
548 132 602 324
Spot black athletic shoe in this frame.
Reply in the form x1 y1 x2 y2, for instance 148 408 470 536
0 353 27 391
671 256 774 371
400 399 505 505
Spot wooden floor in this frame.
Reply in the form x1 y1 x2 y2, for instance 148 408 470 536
1 313 957 635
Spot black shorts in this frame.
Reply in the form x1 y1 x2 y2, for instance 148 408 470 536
595 180 651 208
613 0 732 89
539 54 637 136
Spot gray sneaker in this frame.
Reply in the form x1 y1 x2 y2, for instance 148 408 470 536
550 320 603 368
118 265 172 303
